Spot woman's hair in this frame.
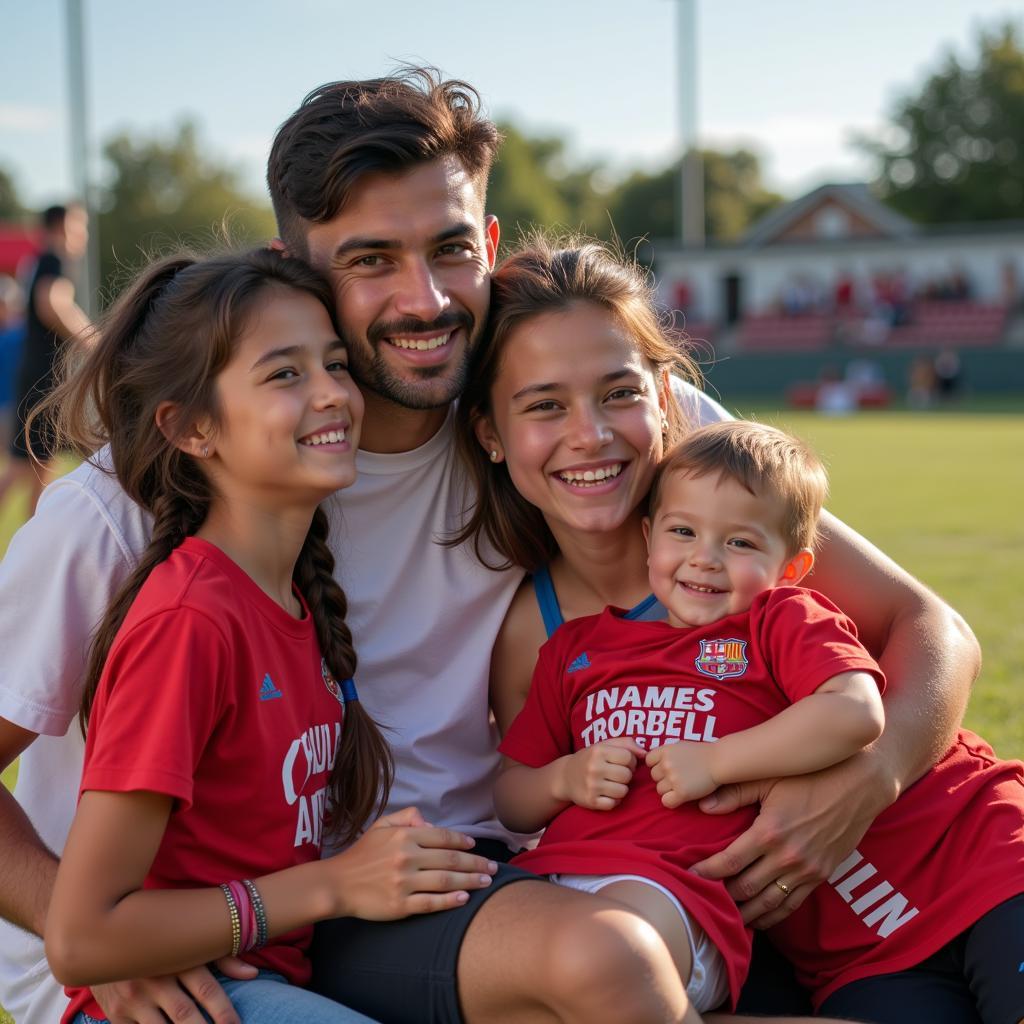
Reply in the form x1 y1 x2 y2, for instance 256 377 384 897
452 233 701 573
44 247 391 845
648 421 829 554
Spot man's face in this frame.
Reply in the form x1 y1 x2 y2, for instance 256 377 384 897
303 156 497 411
60 206 89 260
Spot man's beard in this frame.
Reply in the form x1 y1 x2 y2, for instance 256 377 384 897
346 309 477 410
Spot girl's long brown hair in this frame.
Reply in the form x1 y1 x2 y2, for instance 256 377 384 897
451 233 701 573
43 247 391 844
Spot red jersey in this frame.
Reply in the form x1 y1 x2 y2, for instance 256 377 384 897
501 587 884 1009
771 730 1024 1007
65 538 345 1022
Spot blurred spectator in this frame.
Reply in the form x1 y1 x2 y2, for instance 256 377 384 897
933 348 964 402
815 364 857 416
0 275 26 449
907 355 937 410
834 271 855 312
0 203 92 518
780 274 825 316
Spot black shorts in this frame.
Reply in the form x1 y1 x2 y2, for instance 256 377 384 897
820 893 1024 1024
736 931 813 1015
309 840 535 1024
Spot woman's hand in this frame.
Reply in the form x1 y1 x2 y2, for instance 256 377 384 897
323 807 498 920
556 738 646 811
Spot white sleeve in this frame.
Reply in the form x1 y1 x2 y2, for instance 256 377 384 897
0 468 146 736
670 375 734 427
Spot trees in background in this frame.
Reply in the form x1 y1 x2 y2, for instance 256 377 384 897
861 20 1024 223
604 149 783 247
0 167 25 222
97 121 275 300
488 125 782 250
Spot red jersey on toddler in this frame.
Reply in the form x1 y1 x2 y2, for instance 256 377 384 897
771 729 1024 1008
501 586 885 1009
64 537 345 1023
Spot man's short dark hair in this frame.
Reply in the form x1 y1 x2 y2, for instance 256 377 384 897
267 66 502 255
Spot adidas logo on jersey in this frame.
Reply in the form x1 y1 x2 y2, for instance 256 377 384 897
567 652 591 674
259 673 283 701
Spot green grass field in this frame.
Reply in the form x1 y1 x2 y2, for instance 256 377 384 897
0 407 1022 1023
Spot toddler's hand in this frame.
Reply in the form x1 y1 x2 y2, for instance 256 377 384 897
647 740 717 807
559 738 646 811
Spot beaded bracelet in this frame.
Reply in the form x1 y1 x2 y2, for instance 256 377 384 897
227 879 254 953
242 878 268 949
218 883 242 957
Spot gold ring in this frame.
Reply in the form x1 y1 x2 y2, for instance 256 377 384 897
774 879 792 896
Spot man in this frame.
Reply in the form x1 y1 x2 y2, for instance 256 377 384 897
0 69 978 1024
0 203 92 516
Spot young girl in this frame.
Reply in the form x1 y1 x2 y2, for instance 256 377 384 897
42 249 488 1024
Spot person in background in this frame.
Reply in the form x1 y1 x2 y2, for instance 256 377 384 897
0 204 92 517
0 274 26 451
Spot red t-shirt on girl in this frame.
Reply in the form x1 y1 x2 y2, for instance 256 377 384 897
64 538 344 1023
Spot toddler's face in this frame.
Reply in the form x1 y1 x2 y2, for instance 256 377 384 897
644 470 798 629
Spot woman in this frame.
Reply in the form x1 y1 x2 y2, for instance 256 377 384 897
453 235 999 1023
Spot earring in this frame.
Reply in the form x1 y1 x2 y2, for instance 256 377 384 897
489 450 499 463
202 445 209 458
660 411 669 434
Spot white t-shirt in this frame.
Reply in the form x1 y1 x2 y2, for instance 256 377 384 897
0 381 730 1023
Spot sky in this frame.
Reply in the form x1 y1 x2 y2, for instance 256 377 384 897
1 0 1021 209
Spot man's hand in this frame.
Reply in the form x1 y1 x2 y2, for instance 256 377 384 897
690 750 899 928
91 958 256 1024
557 738 645 811
647 740 717 807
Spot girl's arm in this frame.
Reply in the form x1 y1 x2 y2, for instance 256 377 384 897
647 672 884 807
46 791 496 987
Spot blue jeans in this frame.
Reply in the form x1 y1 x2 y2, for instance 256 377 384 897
75 970 380 1024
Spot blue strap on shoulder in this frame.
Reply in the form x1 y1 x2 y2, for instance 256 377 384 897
625 593 664 621
532 565 565 639
340 677 359 703
534 564 667 634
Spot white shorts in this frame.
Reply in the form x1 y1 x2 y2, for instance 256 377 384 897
550 872 731 1013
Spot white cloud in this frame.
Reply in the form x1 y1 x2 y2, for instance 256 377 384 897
0 103 58 132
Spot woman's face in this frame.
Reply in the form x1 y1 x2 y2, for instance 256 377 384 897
479 301 666 539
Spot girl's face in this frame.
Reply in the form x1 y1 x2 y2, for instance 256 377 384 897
479 301 666 539
207 287 364 507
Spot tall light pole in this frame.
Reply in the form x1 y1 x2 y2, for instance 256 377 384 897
676 0 704 247
65 0 98 315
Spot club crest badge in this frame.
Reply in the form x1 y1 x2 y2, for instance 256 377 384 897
695 638 749 679
321 658 342 703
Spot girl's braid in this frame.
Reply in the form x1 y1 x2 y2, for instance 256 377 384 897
294 506 393 845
